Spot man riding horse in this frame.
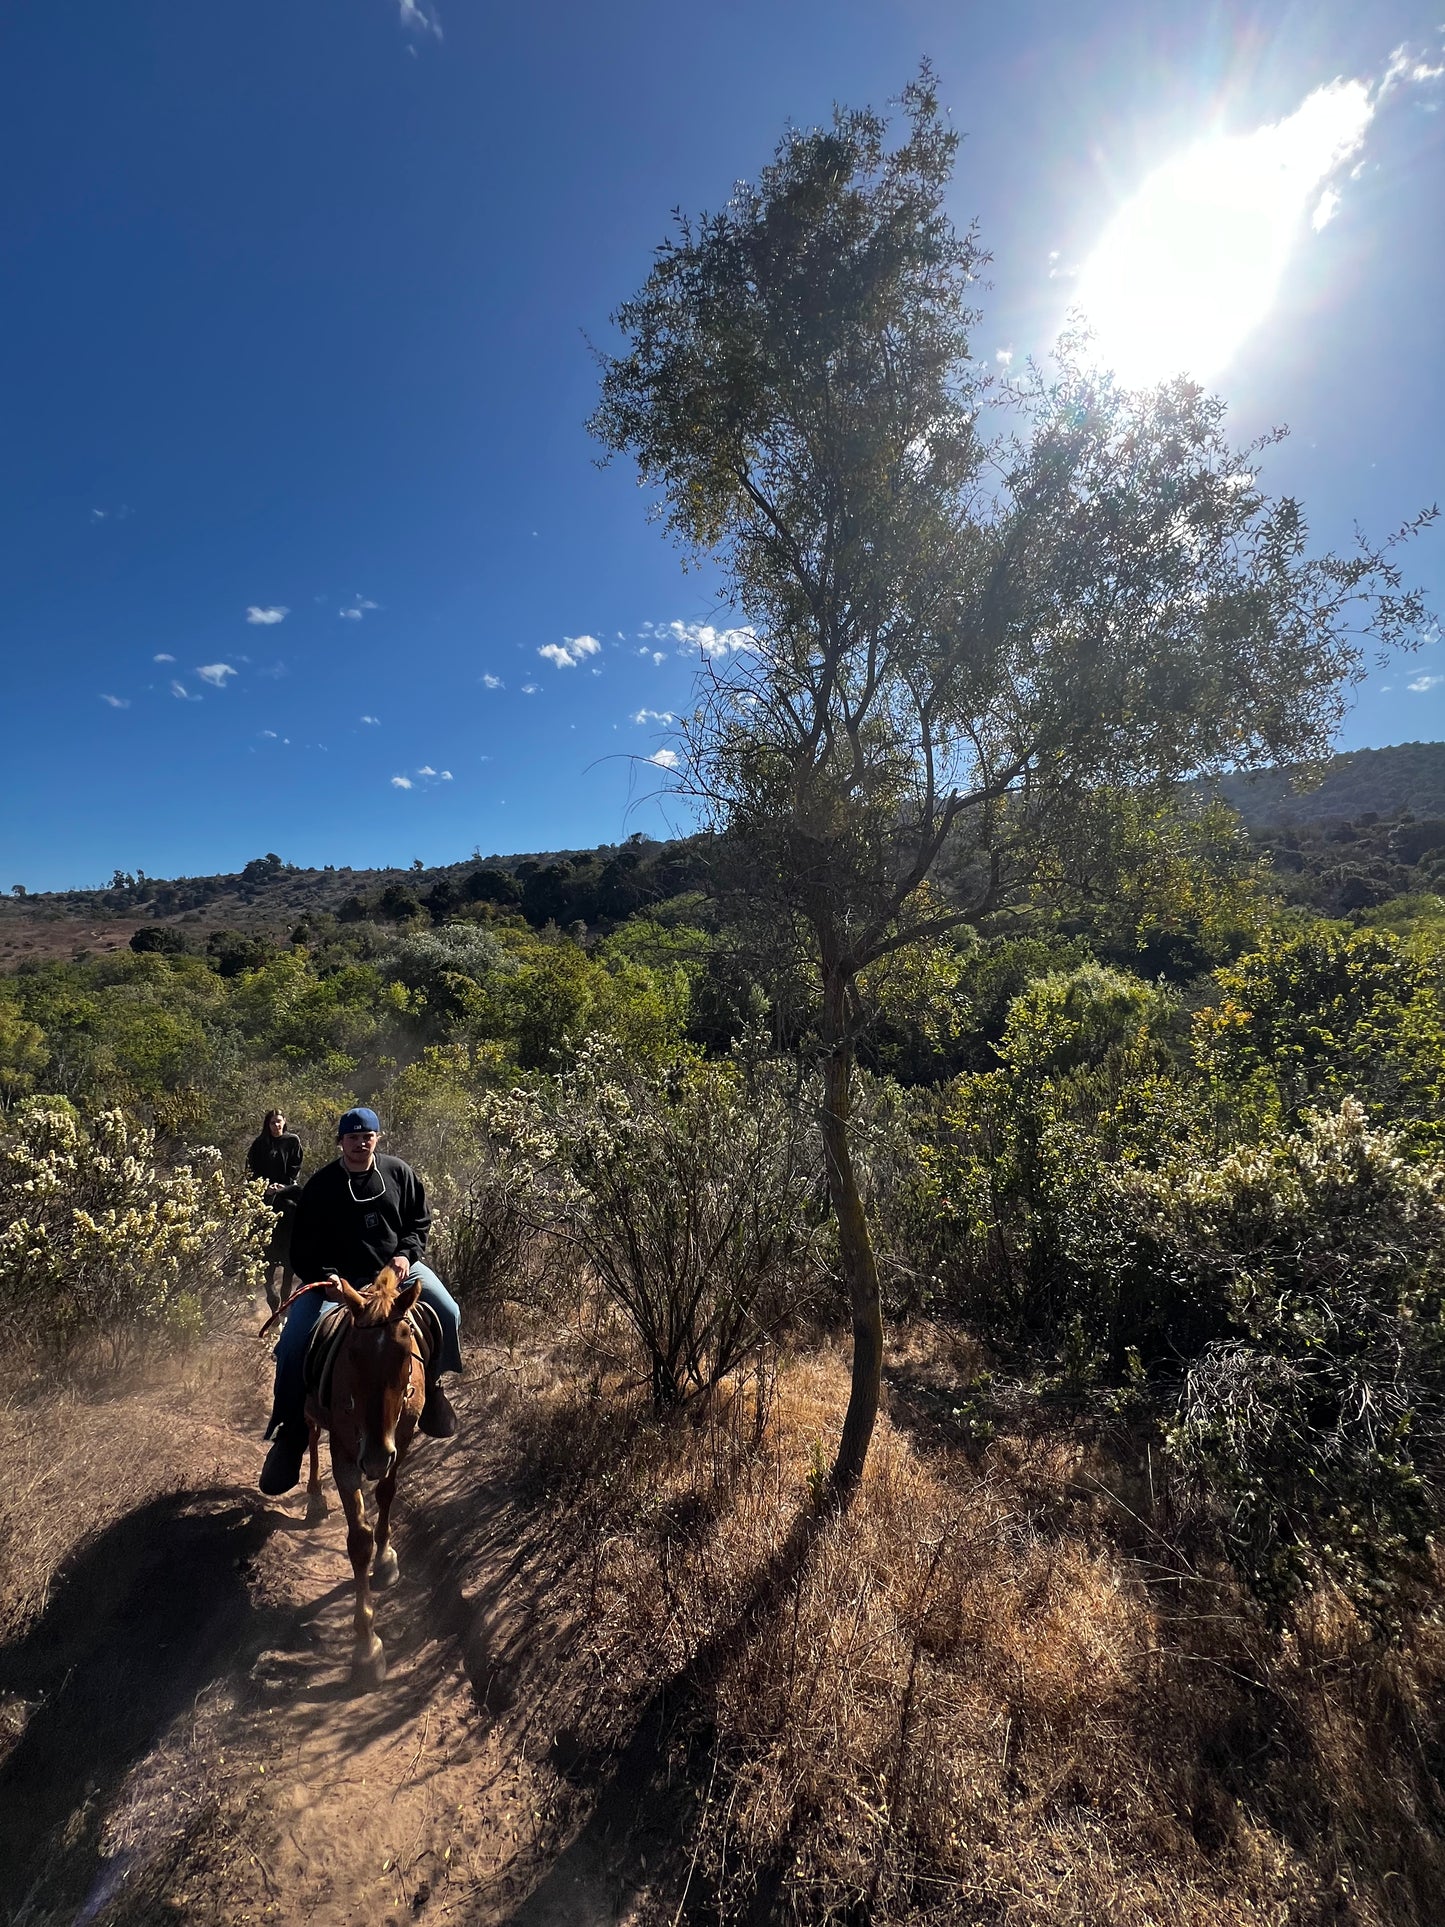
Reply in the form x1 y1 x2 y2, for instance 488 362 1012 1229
259 1107 463 1495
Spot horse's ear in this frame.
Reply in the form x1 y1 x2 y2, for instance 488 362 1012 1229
336 1281 367 1316
389 1278 422 1321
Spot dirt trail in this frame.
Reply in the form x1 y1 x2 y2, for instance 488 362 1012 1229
0 1339 660 1927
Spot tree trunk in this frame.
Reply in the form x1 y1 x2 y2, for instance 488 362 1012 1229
820 966 884 1499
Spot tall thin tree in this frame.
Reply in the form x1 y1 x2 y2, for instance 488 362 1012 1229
591 74 1433 1495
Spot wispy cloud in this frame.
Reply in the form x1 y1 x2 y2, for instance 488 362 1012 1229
639 619 755 658
1408 673 1444 692
196 662 237 688
91 508 107 522
339 596 379 622
153 652 175 663
397 0 442 37
246 605 288 626
417 765 436 776
261 729 278 739
1379 42 1445 99
521 682 540 696
538 633 602 669
632 708 675 725
1311 185 1342 231
481 673 504 690
361 714 381 725
391 775 413 789
99 693 129 709
170 679 199 701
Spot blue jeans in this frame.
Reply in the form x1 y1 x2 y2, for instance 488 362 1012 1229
266 1262 462 1437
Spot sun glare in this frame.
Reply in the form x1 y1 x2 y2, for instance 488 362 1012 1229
1075 80 1374 387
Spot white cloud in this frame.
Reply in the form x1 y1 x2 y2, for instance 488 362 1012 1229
391 775 413 789
1380 43 1445 98
440 770 452 780
339 596 378 622
648 748 680 770
632 708 675 725
1312 186 1342 230
521 682 540 695
153 652 175 663
245 605 288 626
91 507 107 522
417 765 436 776
639 619 755 658
339 607 363 621
1408 673 1444 692
261 729 278 739
995 347 1014 366
481 673 503 689
397 0 442 37
361 714 381 725
538 633 602 669
196 663 237 688
99 693 129 708
170 679 199 701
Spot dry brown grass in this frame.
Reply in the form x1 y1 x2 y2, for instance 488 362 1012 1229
0 1323 266 1645
518 1335 1445 1926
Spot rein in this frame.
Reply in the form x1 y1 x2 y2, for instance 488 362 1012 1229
257 1276 349 1340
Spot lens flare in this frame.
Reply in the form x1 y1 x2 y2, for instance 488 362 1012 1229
1076 80 1373 386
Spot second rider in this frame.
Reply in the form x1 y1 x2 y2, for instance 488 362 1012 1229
259 1106 463 1495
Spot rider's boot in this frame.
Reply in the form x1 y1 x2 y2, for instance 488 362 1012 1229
419 1369 458 1439
259 1421 308 1495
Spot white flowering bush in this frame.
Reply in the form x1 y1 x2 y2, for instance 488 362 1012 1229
0 1101 270 1363
474 1038 825 1404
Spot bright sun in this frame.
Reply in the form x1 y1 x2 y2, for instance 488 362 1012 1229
1075 79 1374 387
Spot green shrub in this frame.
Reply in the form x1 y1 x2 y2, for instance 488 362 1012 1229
1158 1098 1445 1620
477 1038 824 1404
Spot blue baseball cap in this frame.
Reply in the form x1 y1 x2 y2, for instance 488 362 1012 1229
337 1107 381 1138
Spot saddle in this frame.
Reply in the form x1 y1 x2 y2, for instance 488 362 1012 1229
304 1299 440 1420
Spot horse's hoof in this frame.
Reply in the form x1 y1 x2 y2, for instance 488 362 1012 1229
352 1642 387 1691
372 1547 399 1589
304 1491 329 1526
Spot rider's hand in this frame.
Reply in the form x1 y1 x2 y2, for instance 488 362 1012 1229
392 1254 411 1283
322 1272 345 1301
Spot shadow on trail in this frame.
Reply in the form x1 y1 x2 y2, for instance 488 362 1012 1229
498 1502 829 1927
0 1486 279 1921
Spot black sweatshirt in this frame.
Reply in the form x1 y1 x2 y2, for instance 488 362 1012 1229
246 1131 303 1190
289 1154 431 1288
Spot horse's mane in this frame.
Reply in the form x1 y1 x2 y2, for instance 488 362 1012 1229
357 1264 401 1326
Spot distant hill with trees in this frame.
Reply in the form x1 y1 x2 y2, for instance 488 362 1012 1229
7 741 1445 970
1206 740 1445 827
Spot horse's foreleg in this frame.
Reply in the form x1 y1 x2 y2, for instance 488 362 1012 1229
305 1421 329 1525
372 1460 400 1590
338 1481 384 1687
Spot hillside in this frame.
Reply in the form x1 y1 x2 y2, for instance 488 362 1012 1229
9 741 1445 971
1206 740 1445 827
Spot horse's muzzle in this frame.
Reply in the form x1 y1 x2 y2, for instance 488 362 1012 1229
359 1440 397 1483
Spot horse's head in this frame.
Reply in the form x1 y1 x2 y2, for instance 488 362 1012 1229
331 1263 424 1484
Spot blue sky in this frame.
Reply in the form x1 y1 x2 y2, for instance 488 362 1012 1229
2 0 1442 892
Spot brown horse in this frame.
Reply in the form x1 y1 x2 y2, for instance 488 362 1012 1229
303 1262 426 1688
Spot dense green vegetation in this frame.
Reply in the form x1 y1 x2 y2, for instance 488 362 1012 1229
5 844 1445 1621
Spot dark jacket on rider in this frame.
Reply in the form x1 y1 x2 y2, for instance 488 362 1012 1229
246 1130 303 1194
289 1154 431 1289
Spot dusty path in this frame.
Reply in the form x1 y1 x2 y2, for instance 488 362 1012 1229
0 1335 661 1927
